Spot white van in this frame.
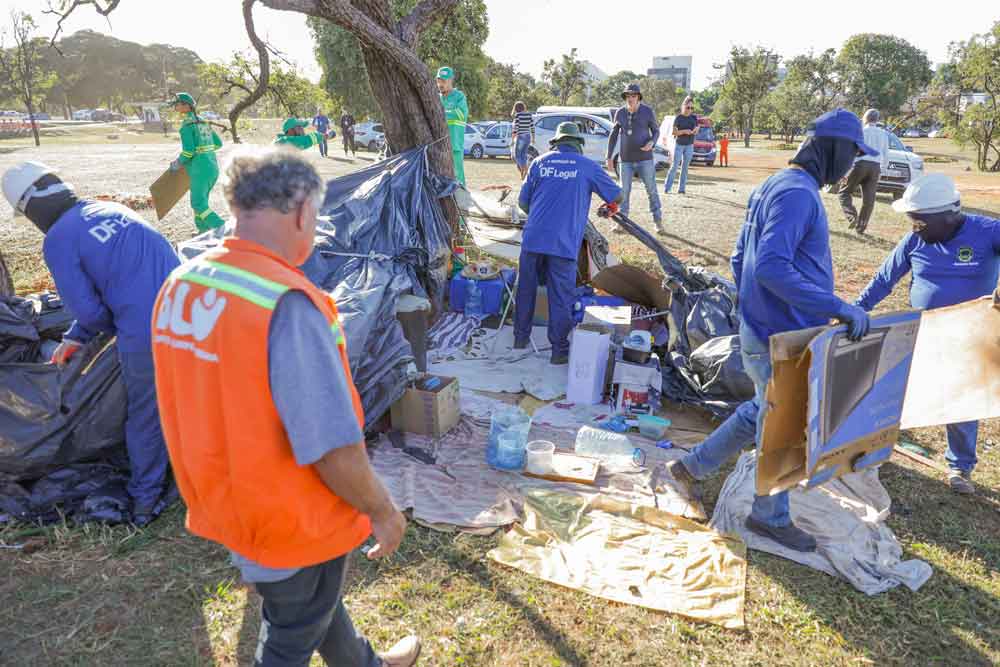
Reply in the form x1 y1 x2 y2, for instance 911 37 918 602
535 105 617 123
530 111 670 174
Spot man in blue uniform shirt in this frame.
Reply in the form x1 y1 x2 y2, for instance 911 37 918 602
854 173 1000 495
515 122 622 364
2 162 180 525
665 109 875 552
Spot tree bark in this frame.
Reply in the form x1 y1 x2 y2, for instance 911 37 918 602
226 0 271 144
0 250 14 298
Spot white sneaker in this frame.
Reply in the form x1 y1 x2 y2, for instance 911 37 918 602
379 635 421 666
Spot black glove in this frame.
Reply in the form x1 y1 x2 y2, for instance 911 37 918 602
836 302 871 341
597 201 619 219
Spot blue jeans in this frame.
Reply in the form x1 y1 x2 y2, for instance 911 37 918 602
946 421 978 473
514 250 577 357
317 133 328 157
514 134 531 167
665 143 694 193
681 323 791 528
254 554 379 667
620 159 662 222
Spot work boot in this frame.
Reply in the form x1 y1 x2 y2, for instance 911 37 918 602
949 470 975 495
379 635 421 666
550 352 569 365
665 459 702 501
512 338 529 350
745 517 817 552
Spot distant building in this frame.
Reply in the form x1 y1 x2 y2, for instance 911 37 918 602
580 60 609 103
647 56 692 90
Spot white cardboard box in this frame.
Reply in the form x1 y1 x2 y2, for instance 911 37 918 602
567 328 611 405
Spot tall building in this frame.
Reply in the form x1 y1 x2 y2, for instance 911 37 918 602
647 56 692 90
580 60 608 103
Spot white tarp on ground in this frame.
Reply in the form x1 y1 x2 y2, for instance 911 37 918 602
711 452 932 595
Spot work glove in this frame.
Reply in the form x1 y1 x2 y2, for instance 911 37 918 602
50 339 83 366
597 201 620 219
836 303 870 342
169 159 181 172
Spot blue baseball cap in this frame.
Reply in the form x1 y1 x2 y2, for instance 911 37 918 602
807 108 879 157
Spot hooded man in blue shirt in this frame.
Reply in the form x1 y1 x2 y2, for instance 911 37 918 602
854 173 1000 495
515 122 622 364
2 162 180 525
665 109 876 552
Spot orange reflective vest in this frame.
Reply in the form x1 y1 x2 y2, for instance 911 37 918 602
152 237 371 568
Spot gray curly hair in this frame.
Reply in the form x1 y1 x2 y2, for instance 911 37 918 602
223 148 324 214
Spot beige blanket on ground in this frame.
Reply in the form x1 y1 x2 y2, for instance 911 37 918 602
488 489 748 629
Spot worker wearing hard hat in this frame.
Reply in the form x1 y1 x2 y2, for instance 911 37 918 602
169 93 225 233
854 173 1000 495
515 122 622 364
436 66 469 185
666 109 877 553
274 118 324 150
2 161 180 525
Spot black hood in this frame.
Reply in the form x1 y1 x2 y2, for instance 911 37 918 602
789 136 859 187
23 174 80 234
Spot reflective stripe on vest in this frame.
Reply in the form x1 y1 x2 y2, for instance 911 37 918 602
180 260 289 310
196 145 218 153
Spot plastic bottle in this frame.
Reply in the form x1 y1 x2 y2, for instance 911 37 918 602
465 278 484 319
574 425 644 466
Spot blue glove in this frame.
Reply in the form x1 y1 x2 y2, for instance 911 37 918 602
836 302 870 341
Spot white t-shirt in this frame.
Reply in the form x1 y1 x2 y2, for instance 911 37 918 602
858 124 890 170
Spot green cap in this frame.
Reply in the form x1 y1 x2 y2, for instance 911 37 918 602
550 121 585 147
168 92 196 108
282 118 309 133
436 66 454 81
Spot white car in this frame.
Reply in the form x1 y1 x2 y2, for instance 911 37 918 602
72 109 93 121
353 121 385 151
878 132 925 200
481 121 513 158
530 112 669 175
462 124 486 159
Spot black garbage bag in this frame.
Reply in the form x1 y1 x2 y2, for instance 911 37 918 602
686 288 738 350
689 335 755 402
179 146 454 428
0 334 127 480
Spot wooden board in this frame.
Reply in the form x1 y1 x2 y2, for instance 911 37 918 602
150 166 191 220
522 452 600 485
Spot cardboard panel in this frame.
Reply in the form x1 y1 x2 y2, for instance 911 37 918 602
756 348 811 495
591 264 672 312
901 297 1000 429
150 166 191 220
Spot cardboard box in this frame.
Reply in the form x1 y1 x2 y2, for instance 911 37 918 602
581 305 632 340
567 328 611 405
757 311 921 496
390 375 460 437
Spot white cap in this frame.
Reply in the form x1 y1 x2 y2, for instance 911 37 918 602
2 161 58 216
892 173 961 214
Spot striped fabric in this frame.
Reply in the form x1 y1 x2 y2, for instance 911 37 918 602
514 111 533 135
428 311 479 359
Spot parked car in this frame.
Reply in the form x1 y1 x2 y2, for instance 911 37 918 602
691 121 718 166
72 109 93 121
903 128 922 138
535 105 616 124
529 112 669 176
928 128 947 139
463 124 486 159
0 110 22 118
354 121 385 151
471 120 497 134
201 111 221 120
877 132 925 199
482 121 512 158
26 112 50 121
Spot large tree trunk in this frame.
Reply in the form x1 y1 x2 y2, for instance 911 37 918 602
260 0 459 227
0 250 14 298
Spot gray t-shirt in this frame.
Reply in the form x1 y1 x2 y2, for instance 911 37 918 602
229 290 365 583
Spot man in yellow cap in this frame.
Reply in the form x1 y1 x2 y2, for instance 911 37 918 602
169 93 225 233
275 118 323 150
436 66 468 185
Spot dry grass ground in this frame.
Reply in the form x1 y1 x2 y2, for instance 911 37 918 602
1 131 999 666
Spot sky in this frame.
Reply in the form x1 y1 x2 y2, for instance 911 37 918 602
6 1 999 90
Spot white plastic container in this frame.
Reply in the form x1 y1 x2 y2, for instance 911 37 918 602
525 440 555 474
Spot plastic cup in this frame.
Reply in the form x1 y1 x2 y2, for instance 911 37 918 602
496 432 526 470
525 440 555 474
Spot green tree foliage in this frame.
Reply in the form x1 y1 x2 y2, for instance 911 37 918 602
542 48 587 105
759 77 815 143
837 34 932 116
0 12 57 146
589 70 642 107
717 46 778 146
785 48 841 113
940 21 1000 171
692 87 720 115
482 59 552 119
637 77 686 120
310 0 488 120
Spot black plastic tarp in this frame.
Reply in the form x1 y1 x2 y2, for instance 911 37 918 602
179 146 455 427
611 214 749 416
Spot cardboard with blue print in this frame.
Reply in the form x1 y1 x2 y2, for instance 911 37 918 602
756 310 921 496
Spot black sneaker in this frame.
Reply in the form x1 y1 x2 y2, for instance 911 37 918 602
949 471 974 495
550 352 569 365
512 339 528 350
745 517 817 552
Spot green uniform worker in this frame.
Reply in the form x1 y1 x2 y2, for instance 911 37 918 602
275 118 322 150
169 93 225 233
436 66 469 185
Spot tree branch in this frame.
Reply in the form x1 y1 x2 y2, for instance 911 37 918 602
227 0 270 143
399 0 459 47
45 0 120 49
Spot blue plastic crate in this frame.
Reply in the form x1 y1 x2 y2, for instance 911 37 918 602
449 275 506 316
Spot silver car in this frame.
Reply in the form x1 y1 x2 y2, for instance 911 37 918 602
529 112 669 175
353 121 385 151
